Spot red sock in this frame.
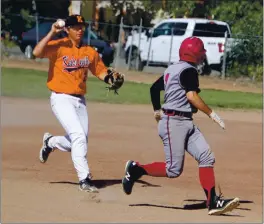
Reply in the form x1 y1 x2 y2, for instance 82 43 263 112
138 162 167 177
199 167 216 206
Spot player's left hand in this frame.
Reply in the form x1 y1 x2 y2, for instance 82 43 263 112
154 110 163 122
209 111 225 129
104 68 125 94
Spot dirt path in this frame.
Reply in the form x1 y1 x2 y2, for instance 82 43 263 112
2 97 262 223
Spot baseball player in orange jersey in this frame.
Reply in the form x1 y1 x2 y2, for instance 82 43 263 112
33 15 124 192
122 37 240 215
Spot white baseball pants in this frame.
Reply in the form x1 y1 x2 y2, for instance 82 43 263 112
48 92 90 181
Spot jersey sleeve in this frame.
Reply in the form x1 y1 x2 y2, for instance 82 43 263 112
150 75 165 111
88 48 107 77
41 40 60 59
179 67 201 93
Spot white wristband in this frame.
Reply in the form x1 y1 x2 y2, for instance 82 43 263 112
209 111 225 129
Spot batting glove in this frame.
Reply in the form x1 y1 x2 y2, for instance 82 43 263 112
209 111 225 129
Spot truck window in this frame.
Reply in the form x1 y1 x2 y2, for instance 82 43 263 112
153 22 172 37
193 23 230 38
153 22 188 37
172 23 188 36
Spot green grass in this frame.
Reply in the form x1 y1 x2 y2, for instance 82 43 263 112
199 89 262 109
1 67 263 109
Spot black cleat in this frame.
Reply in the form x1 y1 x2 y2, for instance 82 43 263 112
208 193 240 215
39 133 53 163
122 160 139 195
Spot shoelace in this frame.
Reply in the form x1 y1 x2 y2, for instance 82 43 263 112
81 178 94 187
216 184 224 201
82 182 89 188
87 173 93 180
44 147 52 153
43 148 50 154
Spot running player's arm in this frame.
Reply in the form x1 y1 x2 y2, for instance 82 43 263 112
150 76 164 111
180 68 212 116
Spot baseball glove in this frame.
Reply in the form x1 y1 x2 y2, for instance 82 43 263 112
104 68 125 94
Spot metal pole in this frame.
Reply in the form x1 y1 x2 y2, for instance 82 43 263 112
35 13 39 44
87 21 91 46
32 0 39 44
146 29 153 67
221 31 228 79
113 17 123 68
136 18 142 70
127 26 135 70
168 27 174 66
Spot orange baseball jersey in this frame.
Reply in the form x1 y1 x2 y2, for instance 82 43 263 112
41 37 107 95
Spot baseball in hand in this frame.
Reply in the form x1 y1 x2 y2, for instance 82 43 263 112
56 19 65 28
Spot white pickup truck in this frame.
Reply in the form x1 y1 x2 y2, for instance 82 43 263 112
124 18 235 74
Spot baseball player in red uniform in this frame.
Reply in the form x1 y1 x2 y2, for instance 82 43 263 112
33 15 123 193
122 37 240 215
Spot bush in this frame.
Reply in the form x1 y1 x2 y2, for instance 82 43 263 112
1 35 17 58
225 37 263 81
212 1 263 81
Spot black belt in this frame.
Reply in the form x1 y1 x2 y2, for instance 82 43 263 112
69 94 83 98
55 92 83 98
162 109 192 118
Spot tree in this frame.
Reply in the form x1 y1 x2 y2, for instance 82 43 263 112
167 1 196 18
2 0 71 38
1 0 34 38
94 0 154 41
109 0 152 25
211 0 263 80
2 0 14 31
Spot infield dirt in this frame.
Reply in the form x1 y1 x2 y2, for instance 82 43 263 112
1 97 262 223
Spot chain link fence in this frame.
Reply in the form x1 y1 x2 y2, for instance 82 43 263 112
116 18 263 82
2 13 263 81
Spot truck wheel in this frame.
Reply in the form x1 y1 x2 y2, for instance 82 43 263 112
137 57 145 71
200 58 211 76
127 47 145 71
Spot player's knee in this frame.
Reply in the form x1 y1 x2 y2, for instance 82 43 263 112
166 166 183 178
199 148 215 167
70 132 87 147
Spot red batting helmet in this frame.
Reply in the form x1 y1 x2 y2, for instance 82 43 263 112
179 37 206 64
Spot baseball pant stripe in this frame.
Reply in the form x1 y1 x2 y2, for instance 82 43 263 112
166 115 178 175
